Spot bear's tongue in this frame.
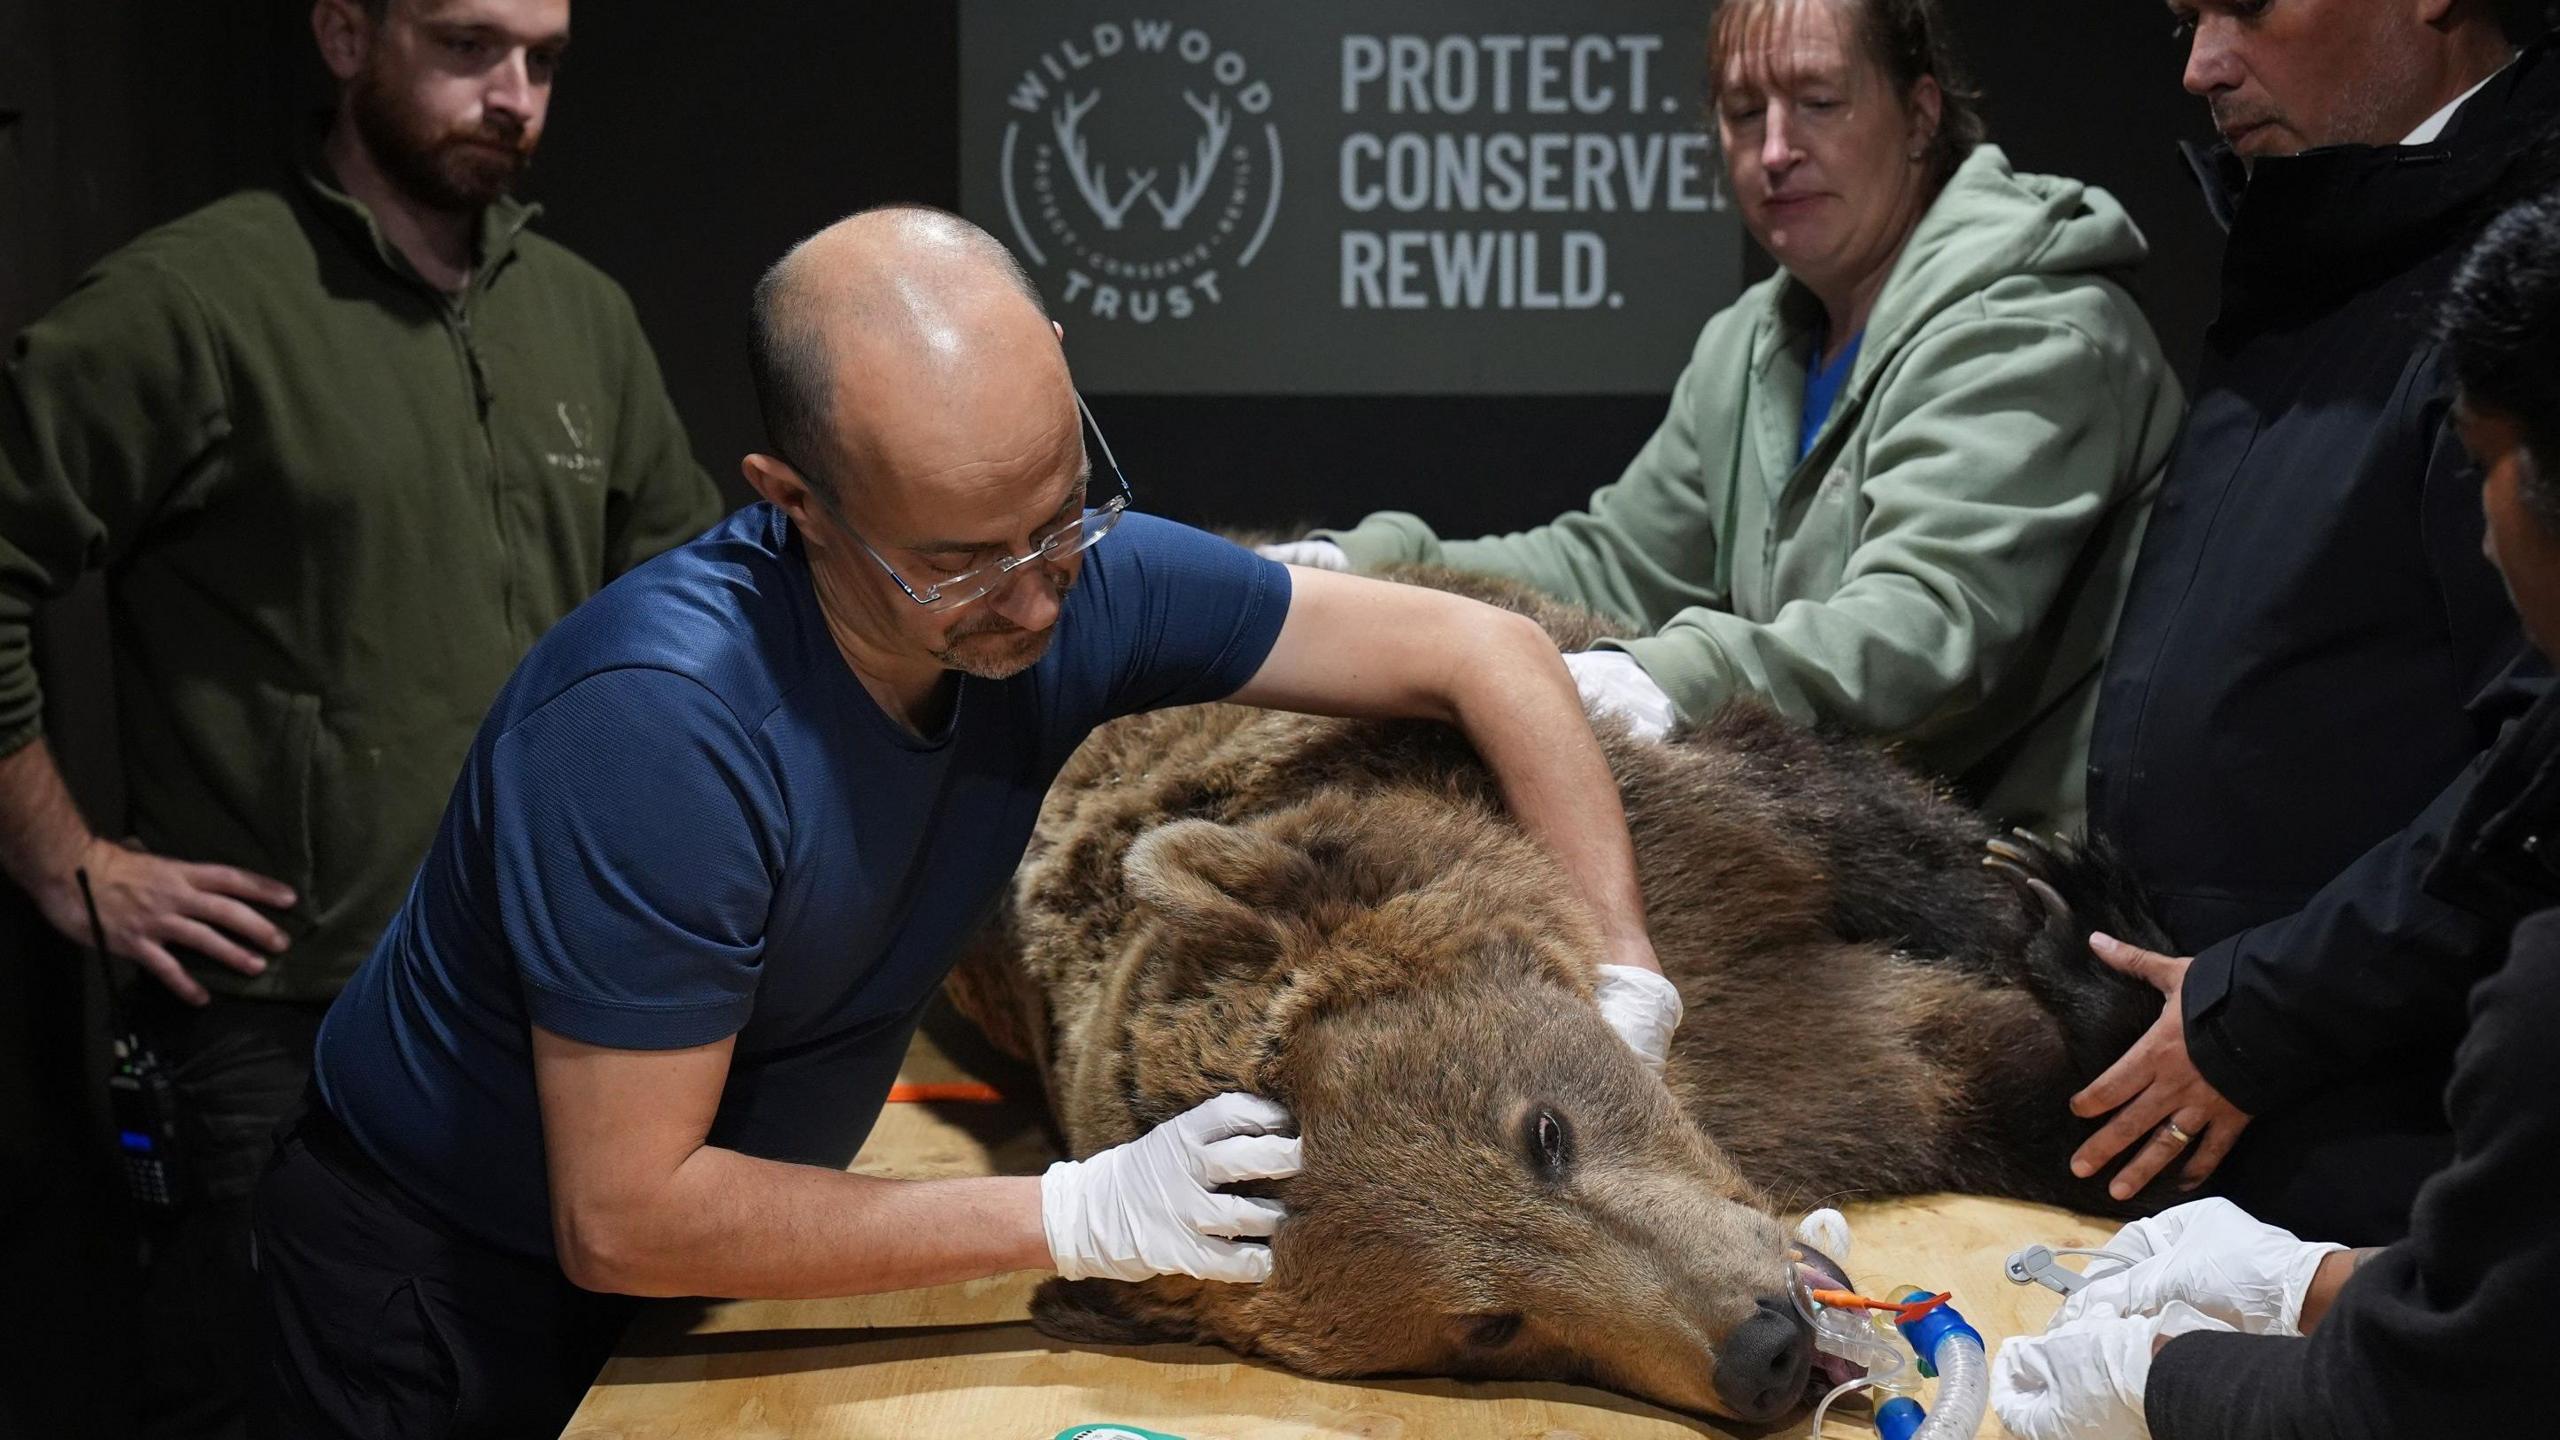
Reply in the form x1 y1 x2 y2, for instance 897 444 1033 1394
1809 1344 1866 1391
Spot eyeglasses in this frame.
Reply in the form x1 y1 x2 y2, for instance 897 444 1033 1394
812 392 1135 615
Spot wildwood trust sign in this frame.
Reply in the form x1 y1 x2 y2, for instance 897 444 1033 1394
960 2 1740 394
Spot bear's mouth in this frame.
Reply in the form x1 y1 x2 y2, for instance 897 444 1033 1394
1788 1244 1868 1394
1792 1243 1851 1292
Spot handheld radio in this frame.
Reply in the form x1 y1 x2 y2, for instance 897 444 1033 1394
80 869 188 1210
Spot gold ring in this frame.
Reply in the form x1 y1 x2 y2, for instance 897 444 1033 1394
2159 1119 2196 1147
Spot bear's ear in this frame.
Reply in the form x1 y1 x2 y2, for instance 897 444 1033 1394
1123 819 1317 968
1029 1277 1209 1348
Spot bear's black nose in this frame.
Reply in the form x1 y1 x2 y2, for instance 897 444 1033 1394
1714 1294 1813 1422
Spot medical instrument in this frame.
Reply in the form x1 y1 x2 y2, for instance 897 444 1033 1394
1791 1212 1988 1440
2004 1242 2138 1297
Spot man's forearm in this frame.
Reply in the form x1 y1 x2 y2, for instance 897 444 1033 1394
1454 618 1657 969
558 1144 1050 1300
0 736 97 912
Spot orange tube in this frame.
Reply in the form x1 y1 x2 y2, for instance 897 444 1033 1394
1808 1288 1953 1322
884 1081 1007 1103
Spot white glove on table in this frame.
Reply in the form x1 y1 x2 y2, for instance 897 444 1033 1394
1992 1299 2234 1440
1254 539 1351 571
1562 651 1678 742
2057 1197 2346 1338
1594 964 1684 1071
1041 1092 1302 1284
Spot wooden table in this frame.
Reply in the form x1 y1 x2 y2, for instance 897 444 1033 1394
566 1003 2106 1440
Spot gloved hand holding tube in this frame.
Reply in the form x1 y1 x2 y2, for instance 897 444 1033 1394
1993 1299 2237 1440
2054 1197 2347 1337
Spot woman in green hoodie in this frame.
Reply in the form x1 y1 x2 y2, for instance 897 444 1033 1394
1266 0 2182 832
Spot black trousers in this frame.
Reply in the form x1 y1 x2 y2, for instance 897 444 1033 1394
250 1090 639 1440
129 988 331 1440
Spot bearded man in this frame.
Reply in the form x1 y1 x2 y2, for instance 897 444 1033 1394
0 2 720 1434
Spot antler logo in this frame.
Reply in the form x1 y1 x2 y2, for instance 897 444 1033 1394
1049 88 1233 232
1049 90 1153 232
545 399 605 480
999 19 1283 325
556 400 594 452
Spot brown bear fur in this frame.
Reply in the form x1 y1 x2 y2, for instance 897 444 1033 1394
946 566 2166 1421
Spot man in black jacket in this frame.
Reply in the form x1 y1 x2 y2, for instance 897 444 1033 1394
1993 162 2560 1440
2072 2 2558 1243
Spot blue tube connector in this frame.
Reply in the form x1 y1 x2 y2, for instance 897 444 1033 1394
1894 1296 1985 1380
1875 1394 1928 1440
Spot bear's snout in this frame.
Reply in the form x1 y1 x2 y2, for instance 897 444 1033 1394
1712 1295 1813 1422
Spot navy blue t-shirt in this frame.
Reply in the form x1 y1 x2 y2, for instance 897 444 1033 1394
314 505 1290 1259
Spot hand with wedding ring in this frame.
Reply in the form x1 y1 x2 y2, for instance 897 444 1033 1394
2066 934 2254 1200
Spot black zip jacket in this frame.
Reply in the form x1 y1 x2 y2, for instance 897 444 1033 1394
2087 43 2560 1132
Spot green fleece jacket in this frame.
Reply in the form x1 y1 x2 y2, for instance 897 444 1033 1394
1325 145 2183 830
0 173 724 1000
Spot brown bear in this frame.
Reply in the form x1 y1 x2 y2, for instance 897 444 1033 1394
945 566 2164 1425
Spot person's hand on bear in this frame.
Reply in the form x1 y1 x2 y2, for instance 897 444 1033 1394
1562 651 1678 742
1254 538 1350 571
1594 963 1683 1071
2068 934 2253 1197
1041 1091 1301 1284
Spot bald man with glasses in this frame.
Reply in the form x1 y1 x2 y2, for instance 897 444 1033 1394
248 205 1685 1439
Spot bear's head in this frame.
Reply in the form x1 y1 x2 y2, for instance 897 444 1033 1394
1031 789 1838 1423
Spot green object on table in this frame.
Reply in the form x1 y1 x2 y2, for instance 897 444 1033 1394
1054 1427 1189 1440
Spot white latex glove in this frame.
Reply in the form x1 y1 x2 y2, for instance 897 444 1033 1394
1041 1092 1302 1285
1993 1300 2234 1440
1561 651 1678 742
1255 538 1351 571
1593 963 1683 1071
2056 1197 2345 1338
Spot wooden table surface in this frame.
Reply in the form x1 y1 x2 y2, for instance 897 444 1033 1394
566 1004 2106 1440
